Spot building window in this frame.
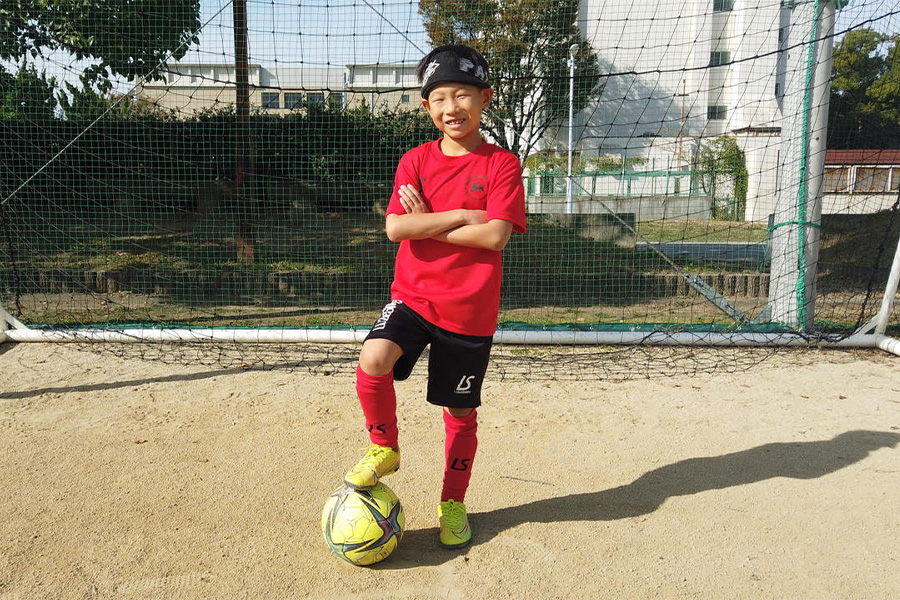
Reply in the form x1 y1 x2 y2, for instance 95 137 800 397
707 105 727 120
284 92 303 109
261 92 280 109
824 167 849 193
401 94 410 104
307 92 325 106
774 82 783 97
713 0 733 11
710 51 731 67
891 168 900 192
854 167 890 193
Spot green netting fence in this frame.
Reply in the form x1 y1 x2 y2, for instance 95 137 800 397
2 0 899 376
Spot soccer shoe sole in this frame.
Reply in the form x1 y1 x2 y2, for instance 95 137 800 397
343 464 399 490
439 528 472 549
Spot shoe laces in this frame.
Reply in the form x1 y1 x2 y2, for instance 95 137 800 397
359 445 392 468
441 500 467 529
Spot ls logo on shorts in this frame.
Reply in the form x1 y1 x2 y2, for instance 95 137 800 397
454 375 475 394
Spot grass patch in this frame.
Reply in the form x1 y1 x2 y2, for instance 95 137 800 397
4 204 896 331
637 219 768 243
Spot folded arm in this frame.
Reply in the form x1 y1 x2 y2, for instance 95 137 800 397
433 219 513 251
385 184 513 251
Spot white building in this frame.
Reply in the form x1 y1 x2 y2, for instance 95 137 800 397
138 62 419 116
823 150 900 214
577 0 788 220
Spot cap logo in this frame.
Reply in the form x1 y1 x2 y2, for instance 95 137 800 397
422 60 441 88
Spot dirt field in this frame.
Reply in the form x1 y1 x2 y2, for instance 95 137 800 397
1 342 899 599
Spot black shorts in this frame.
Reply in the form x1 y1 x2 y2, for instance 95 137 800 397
364 300 493 409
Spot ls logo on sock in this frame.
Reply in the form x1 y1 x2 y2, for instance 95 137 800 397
450 458 471 471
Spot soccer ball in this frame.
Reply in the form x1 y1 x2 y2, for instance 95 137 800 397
321 482 405 566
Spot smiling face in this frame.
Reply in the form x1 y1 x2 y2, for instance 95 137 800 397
422 83 494 155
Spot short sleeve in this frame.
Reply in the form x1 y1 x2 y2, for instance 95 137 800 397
487 153 527 234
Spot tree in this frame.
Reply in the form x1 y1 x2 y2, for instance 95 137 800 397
419 0 603 161
828 28 900 149
865 35 900 146
0 1 201 93
693 136 748 221
0 64 58 118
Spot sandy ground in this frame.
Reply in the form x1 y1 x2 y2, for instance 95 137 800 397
1 341 899 600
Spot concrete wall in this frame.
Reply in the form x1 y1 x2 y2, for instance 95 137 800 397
527 195 712 222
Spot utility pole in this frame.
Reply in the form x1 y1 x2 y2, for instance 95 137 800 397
566 44 579 214
233 0 250 188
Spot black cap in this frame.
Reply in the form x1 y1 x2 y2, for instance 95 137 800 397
419 46 490 98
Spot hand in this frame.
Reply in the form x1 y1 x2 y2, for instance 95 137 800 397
397 184 430 214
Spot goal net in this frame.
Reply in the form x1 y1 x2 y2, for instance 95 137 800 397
1 0 898 377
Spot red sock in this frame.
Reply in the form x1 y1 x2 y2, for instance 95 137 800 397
356 365 399 449
441 409 478 502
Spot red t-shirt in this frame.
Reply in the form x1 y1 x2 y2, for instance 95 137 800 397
386 139 527 336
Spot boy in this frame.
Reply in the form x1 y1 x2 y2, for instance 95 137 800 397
343 44 527 549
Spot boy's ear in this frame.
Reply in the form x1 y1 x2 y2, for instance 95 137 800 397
481 88 494 107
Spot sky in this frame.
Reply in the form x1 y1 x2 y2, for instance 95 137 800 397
835 0 899 37
182 0 430 67
178 0 896 68
9 0 899 95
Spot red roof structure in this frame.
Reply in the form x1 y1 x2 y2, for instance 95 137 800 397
825 149 900 165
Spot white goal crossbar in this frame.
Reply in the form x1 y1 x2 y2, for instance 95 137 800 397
2 316 899 357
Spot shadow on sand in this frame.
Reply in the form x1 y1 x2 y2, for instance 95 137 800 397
387 430 900 569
